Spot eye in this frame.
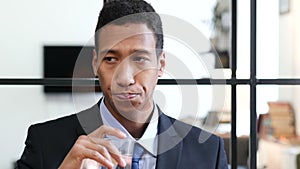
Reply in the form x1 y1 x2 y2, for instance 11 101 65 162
103 56 117 63
133 56 148 63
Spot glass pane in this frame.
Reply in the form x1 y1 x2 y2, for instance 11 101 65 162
162 85 232 165
257 85 300 168
256 1 280 79
257 0 300 79
277 1 300 78
0 85 103 168
236 0 251 79
0 1 103 78
236 0 300 79
146 0 232 79
156 85 230 121
173 85 250 168
224 135 250 168
236 85 250 168
236 85 250 136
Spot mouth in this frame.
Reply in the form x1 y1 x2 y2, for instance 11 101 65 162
112 93 140 100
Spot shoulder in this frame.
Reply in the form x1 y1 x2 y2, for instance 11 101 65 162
29 103 100 134
27 103 99 139
164 114 227 161
156 106 221 143
29 113 79 133
21 107 95 162
161 114 223 145
18 105 99 168
26 113 84 148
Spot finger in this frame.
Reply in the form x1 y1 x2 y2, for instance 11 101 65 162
81 159 101 169
99 139 127 167
82 135 126 167
89 138 126 167
87 126 127 167
89 125 126 139
85 141 113 162
84 148 114 168
110 152 127 168
76 136 115 168
91 139 117 153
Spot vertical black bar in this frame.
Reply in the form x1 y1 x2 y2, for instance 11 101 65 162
231 0 237 77
231 86 237 169
230 0 237 169
250 0 257 168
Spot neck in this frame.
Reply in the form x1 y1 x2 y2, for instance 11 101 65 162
104 98 154 139
123 121 150 139
117 107 154 139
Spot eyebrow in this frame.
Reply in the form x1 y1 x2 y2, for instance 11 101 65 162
131 49 153 55
99 49 153 56
99 49 118 56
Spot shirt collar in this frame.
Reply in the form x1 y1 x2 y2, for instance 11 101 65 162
99 98 158 156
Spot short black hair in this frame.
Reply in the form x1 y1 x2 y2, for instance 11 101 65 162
94 0 164 56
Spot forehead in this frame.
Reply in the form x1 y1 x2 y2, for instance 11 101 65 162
97 23 155 49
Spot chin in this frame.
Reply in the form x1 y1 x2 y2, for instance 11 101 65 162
118 109 141 121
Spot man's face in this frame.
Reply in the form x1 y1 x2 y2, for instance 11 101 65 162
93 23 165 122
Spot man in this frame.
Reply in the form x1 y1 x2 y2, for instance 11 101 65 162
17 0 228 168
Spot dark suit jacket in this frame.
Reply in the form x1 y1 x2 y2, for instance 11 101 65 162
17 102 228 169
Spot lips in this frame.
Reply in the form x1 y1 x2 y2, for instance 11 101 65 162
113 93 140 100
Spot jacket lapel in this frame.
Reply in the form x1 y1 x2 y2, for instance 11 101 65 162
156 112 183 169
76 100 103 135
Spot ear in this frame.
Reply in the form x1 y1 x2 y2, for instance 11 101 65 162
92 49 99 77
158 51 166 77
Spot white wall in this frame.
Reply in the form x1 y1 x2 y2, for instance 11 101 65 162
236 0 279 136
279 0 300 135
293 0 300 136
0 0 102 168
0 0 101 77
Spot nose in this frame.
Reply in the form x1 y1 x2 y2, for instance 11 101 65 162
114 60 135 87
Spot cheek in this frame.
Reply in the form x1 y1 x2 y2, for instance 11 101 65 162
138 71 159 89
98 68 112 88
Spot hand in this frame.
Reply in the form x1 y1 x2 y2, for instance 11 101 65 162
58 125 127 169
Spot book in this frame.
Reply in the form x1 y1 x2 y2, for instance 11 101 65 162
271 126 295 137
268 101 293 116
266 101 296 138
270 116 294 127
